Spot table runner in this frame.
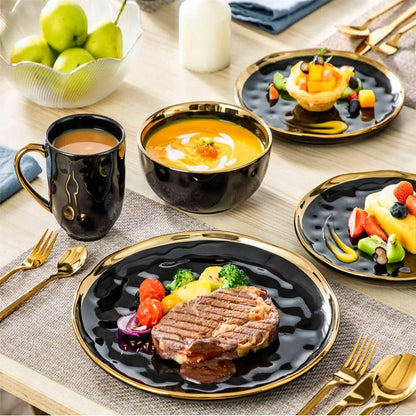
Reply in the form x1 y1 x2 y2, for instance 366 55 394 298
320 0 416 109
1 189 415 415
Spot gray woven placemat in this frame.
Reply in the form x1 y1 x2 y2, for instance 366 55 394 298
320 0 416 109
1 189 415 415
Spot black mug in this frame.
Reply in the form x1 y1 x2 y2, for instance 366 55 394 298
14 114 126 241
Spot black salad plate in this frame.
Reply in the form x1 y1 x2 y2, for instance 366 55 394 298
235 49 404 144
295 171 416 281
72 231 339 399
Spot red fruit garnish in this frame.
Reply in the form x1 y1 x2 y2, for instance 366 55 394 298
393 181 414 203
363 214 388 242
346 91 358 102
405 194 416 216
348 207 368 238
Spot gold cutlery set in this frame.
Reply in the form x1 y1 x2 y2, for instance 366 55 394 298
337 0 416 55
298 334 416 415
0 229 87 321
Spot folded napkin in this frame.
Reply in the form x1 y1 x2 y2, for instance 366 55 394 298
229 0 332 34
0 145 42 203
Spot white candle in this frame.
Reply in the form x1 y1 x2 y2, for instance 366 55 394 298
179 0 231 73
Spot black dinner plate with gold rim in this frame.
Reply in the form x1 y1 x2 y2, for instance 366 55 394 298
295 171 416 281
235 49 404 144
72 231 339 399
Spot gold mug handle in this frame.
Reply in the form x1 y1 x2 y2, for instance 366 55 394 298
14 143 51 212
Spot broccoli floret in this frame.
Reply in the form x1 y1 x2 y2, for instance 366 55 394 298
165 268 195 292
219 264 250 289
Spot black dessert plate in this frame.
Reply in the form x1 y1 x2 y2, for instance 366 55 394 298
295 171 416 280
72 231 339 399
235 49 404 144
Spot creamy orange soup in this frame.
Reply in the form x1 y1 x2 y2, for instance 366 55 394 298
145 118 264 172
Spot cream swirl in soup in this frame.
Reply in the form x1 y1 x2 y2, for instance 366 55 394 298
145 118 264 172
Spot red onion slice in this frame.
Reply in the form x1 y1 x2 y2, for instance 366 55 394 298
117 312 151 337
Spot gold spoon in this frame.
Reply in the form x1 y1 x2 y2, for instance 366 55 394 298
359 353 416 415
0 246 88 321
336 0 405 38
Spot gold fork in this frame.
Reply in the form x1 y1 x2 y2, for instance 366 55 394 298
0 229 58 285
297 334 378 415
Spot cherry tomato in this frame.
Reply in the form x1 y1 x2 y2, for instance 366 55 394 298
137 298 164 327
139 278 165 302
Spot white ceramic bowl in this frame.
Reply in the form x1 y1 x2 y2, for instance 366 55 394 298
0 0 142 108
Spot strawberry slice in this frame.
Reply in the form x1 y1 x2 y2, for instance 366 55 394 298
348 207 367 238
393 181 414 204
406 194 416 216
363 214 388 242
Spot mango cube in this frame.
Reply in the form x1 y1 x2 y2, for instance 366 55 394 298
307 80 322 93
308 63 323 81
358 89 376 108
321 78 336 92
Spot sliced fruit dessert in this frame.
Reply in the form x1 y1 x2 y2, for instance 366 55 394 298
364 181 416 254
324 180 415 271
285 53 347 112
268 53 376 124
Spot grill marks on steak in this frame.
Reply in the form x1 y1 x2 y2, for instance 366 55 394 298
151 286 280 367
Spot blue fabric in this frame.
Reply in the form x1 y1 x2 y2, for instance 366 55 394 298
0 145 42 203
229 0 332 34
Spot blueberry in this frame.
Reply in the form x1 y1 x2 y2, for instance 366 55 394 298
313 55 325 65
348 99 360 117
349 76 359 90
390 202 408 218
300 61 309 74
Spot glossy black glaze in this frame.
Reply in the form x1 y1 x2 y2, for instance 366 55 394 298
76 239 335 395
138 103 272 214
140 155 269 214
298 175 416 279
239 53 403 143
46 114 125 240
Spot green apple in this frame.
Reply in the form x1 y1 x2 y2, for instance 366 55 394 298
10 35 54 66
83 0 126 59
53 47 94 73
40 0 88 52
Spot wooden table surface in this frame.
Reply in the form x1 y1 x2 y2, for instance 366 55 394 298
1 0 415 414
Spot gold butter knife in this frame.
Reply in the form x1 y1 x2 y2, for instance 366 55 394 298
355 4 416 55
326 355 393 415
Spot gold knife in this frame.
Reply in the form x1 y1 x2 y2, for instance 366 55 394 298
326 355 393 415
355 5 416 54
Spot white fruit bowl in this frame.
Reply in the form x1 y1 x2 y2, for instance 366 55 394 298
0 0 143 108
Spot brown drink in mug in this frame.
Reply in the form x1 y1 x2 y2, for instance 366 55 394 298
14 114 126 241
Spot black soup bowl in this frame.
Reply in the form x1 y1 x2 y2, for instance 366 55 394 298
138 102 272 214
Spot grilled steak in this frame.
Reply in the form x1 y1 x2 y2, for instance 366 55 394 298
151 286 279 365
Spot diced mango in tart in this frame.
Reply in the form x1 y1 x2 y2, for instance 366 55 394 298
358 89 376 108
308 63 323 81
321 78 336 91
307 80 322 93
286 56 347 112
